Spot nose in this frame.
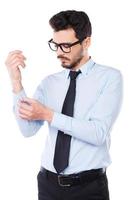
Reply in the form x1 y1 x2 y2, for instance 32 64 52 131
56 47 65 56
56 46 65 56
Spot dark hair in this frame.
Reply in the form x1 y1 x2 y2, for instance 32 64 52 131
49 10 92 40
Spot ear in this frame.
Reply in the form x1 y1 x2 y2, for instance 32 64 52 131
83 37 91 49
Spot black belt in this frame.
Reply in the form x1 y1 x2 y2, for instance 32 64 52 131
40 167 105 187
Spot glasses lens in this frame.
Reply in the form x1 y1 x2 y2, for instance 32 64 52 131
49 42 57 51
61 44 71 53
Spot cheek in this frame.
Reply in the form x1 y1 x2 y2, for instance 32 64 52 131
72 48 84 60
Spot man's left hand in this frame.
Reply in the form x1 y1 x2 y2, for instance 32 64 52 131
18 98 54 123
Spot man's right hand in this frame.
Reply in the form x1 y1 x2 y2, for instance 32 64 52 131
5 50 26 93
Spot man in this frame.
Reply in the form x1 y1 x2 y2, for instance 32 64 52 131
5 10 123 200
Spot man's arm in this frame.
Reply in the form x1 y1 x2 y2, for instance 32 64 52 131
18 97 54 123
5 50 24 93
50 71 123 146
5 50 47 137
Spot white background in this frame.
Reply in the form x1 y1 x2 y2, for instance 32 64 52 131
0 0 133 199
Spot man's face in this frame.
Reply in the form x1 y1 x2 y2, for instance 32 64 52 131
52 28 85 70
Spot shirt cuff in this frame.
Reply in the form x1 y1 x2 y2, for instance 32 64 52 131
50 112 72 133
13 89 27 105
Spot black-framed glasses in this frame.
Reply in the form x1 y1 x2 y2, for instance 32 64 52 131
48 38 85 53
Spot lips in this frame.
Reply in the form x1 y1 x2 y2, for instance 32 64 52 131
60 58 68 61
58 56 69 60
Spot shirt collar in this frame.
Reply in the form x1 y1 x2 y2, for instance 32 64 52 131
64 57 95 79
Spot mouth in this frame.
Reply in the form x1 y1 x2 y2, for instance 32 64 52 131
60 58 68 62
60 59 70 65
57 56 69 61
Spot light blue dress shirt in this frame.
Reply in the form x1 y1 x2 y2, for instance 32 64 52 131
13 58 123 174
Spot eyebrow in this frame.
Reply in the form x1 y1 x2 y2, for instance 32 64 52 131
52 40 72 45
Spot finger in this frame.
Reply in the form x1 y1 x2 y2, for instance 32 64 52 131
9 60 26 69
6 51 22 62
20 99 31 105
6 57 26 70
6 50 25 61
8 50 23 55
9 54 26 63
8 56 25 64
22 97 36 104
6 54 26 66
11 58 26 67
19 107 31 116
19 101 32 111
19 113 30 120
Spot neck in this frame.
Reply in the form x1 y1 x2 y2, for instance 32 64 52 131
73 55 90 71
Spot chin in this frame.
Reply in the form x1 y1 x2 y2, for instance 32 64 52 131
62 64 74 69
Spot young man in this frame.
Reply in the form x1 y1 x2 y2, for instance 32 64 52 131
5 10 123 200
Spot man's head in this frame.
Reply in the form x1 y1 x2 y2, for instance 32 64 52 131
49 10 92 70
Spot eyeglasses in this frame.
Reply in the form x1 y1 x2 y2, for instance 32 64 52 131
48 38 85 53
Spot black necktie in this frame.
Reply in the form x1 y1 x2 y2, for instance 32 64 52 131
53 70 81 173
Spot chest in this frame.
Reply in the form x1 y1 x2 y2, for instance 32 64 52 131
44 75 105 117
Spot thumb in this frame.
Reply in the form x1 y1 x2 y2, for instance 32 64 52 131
21 97 35 105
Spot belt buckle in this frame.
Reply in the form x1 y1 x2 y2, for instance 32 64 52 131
58 175 71 187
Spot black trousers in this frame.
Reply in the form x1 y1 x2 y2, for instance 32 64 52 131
37 169 110 200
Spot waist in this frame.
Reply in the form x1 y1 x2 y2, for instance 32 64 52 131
40 167 106 187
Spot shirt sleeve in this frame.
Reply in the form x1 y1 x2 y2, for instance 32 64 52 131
13 81 46 137
50 71 123 146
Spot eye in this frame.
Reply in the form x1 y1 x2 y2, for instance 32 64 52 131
62 44 70 48
53 43 58 48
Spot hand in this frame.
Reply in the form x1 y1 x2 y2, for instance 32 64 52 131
5 50 26 81
18 98 54 123
5 50 26 93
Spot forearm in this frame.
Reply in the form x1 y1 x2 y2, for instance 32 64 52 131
12 80 23 94
51 112 107 146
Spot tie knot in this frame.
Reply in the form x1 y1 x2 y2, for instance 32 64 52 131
69 70 81 80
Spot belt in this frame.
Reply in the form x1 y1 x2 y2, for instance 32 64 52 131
40 167 105 187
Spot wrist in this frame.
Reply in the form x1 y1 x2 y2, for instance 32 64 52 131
45 108 54 123
11 80 23 94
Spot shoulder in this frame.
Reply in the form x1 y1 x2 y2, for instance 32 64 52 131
93 62 123 81
39 70 67 87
